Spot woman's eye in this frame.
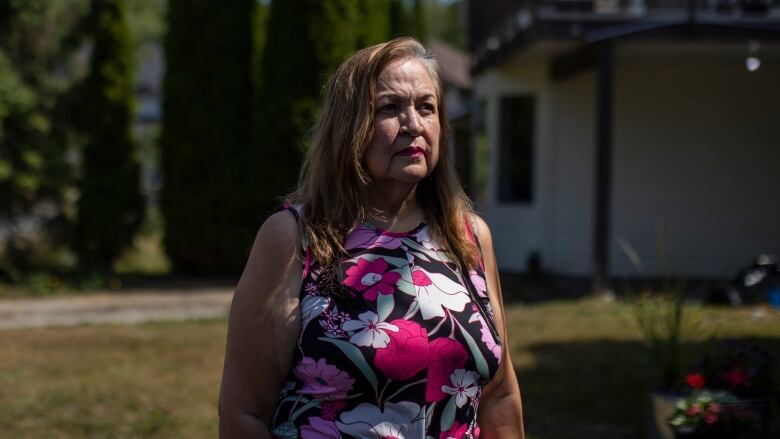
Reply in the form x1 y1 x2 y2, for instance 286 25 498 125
418 103 436 115
378 104 398 114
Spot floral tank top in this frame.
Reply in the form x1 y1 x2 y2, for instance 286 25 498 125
270 207 502 439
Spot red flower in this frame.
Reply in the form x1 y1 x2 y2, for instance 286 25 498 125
374 319 429 380
721 367 749 391
320 400 347 421
686 373 706 389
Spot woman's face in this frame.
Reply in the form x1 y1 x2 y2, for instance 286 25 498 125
364 58 441 190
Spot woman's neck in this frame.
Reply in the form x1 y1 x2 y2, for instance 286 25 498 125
368 184 423 232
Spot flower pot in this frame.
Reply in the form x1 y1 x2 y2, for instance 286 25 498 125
674 430 742 439
647 390 684 439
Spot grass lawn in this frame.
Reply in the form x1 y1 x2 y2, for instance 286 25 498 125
1 297 778 438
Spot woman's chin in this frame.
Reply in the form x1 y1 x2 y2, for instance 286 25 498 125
396 170 429 185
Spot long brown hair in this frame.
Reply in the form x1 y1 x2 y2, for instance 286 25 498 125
290 37 479 268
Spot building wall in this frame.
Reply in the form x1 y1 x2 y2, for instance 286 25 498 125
547 71 596 276
610 53 780 278
473 43 780 278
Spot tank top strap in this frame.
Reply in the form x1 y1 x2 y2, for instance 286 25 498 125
463 214 485 270
278 202 300 221
277 203 312 278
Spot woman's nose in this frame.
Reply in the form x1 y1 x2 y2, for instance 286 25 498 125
400 108 422 136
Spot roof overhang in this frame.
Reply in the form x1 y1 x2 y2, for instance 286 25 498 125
472 10 780 74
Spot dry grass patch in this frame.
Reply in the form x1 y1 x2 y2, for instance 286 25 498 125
1 298 778 438
0 320 226 438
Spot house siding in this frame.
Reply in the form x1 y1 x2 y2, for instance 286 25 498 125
473 44 780 278
610 56 780 278
548 71 596 276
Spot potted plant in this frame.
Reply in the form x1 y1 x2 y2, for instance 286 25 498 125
681 339 777 437
632 286 701 439
668 390 759 439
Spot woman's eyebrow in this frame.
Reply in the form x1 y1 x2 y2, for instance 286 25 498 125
376 92 437 101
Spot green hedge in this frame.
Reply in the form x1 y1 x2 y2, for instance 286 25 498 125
160 0 254 275
75 0 144 272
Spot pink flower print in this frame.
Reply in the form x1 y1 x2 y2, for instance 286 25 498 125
304 281 319 295
439 422 469 439
345 226 403 251
468 270 488 298
342 311 400 348
468 312 501 361
412 269 433 286
320 307 351 339
407 268 471 320
374 319 429 381
426 337 468 402
295 356 354 400
414 226 441 252
343 257 401 301
320 400 347 421
300 416 340 438
442 369 481 408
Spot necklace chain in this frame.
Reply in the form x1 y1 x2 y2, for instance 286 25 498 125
368 209 424 231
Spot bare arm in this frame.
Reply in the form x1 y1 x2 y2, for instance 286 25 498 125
472 215 525 439
219 212 303 438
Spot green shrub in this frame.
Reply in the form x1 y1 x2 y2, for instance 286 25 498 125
160 0 255 275
75 0 144 273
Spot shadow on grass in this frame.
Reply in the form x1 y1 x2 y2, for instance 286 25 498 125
516 337 780 439
498 272 737 305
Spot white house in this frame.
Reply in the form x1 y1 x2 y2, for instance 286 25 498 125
466 0 780 289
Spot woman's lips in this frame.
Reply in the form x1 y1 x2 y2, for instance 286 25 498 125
397 146 425 156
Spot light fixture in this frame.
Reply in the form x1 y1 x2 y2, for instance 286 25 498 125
746 56 761 72
745 40 761 72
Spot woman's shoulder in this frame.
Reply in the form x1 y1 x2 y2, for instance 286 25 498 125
467 212 493 246
262 210 300 239
235 210 302 301
245 210 301 267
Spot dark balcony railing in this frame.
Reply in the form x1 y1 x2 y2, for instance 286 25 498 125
469 0 779 50
536 0 776 17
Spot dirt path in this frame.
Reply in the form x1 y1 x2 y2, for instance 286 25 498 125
0 287 233 330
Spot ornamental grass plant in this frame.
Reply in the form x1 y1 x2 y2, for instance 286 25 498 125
618 236 703 392
632 286 702 392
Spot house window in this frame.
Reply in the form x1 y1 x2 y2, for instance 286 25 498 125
498 95 535 204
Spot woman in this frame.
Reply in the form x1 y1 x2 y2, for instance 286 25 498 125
219 37 524 438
